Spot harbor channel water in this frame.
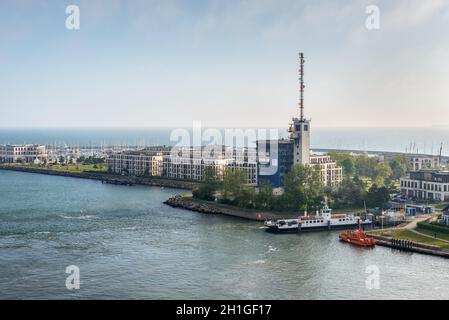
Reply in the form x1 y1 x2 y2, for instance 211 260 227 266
1 169 449 299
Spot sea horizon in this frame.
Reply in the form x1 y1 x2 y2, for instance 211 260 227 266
1 126 448 156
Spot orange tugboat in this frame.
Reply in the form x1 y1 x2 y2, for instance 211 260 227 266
339 229 376 247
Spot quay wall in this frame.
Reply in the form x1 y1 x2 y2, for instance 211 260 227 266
0 165 197 190
371 234 449 259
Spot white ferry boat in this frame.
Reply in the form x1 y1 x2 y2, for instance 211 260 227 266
263 206 372 233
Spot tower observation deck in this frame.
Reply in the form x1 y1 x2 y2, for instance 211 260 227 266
290 52 310 165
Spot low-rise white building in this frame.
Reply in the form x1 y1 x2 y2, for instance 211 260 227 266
310 154 343 187
162 156 257 185
106 150 163 177
0 144 47 163
400 170 449 202
170 145 257 163
406 154 440 171
106 147 258 185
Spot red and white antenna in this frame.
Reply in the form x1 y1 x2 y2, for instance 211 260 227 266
299 52 305 121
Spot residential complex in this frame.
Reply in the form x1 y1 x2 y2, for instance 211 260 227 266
310 155 343 187
405 154 441 171
106 146 258 186
400 169 449 202
163 156 257 185
106 150 164 177
170 145 256 163
0 144 47 163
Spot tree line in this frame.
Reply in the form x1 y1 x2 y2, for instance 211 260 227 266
328 152 408 187
193 165 325 212
193 162 391 213
324 152 404 209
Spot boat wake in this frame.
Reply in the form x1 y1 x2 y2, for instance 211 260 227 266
59 214 97 220
247 259 266 265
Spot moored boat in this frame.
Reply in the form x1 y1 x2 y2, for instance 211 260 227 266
263 205 372 233
339 229 376 247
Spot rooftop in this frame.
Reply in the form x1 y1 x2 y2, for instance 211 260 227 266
256 139 293 145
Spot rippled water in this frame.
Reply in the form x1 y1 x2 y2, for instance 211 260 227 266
1 170 449 300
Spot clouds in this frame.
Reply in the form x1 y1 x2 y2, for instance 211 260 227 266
383 0 446 30
0 0 448 128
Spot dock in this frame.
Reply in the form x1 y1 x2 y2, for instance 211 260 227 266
372 235 449 259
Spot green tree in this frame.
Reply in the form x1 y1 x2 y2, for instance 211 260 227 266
389 157 407 181
372 161 392 186
282 164 324 212
255 181 275 210
341 158 355 177
221 168 247 204
354 155 378 178
328 152 352 165
366 184 390 208
328 179 366 209
192 167 220 201
235 186 256 209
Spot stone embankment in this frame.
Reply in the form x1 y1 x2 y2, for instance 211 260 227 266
0 165 197 190
164 195 286 221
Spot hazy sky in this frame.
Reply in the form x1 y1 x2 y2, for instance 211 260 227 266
1 0 448 128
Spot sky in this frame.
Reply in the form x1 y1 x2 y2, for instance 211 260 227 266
0 0 448 128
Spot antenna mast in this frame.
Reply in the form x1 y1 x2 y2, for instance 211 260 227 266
299 52 305 121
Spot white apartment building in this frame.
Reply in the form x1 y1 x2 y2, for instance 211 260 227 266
106 151 163 177
400 170 449 202
162 157 227 181
0 144 47 163
222 160 258 186
106 147 258 185
310 154 343 187
162 156 258 186
406 154 440 171
170 145 257 163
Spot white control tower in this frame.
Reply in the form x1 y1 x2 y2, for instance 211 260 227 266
289 52 310 165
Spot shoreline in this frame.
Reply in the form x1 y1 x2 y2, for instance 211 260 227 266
4 164 449 260
164 195 293 221
1 164 283 222
167 196 449 259
0 165 198 190
371 234 449 259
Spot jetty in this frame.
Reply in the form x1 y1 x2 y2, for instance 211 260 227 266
164 195 292 221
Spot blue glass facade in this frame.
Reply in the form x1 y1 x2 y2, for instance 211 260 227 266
256 139 294 188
